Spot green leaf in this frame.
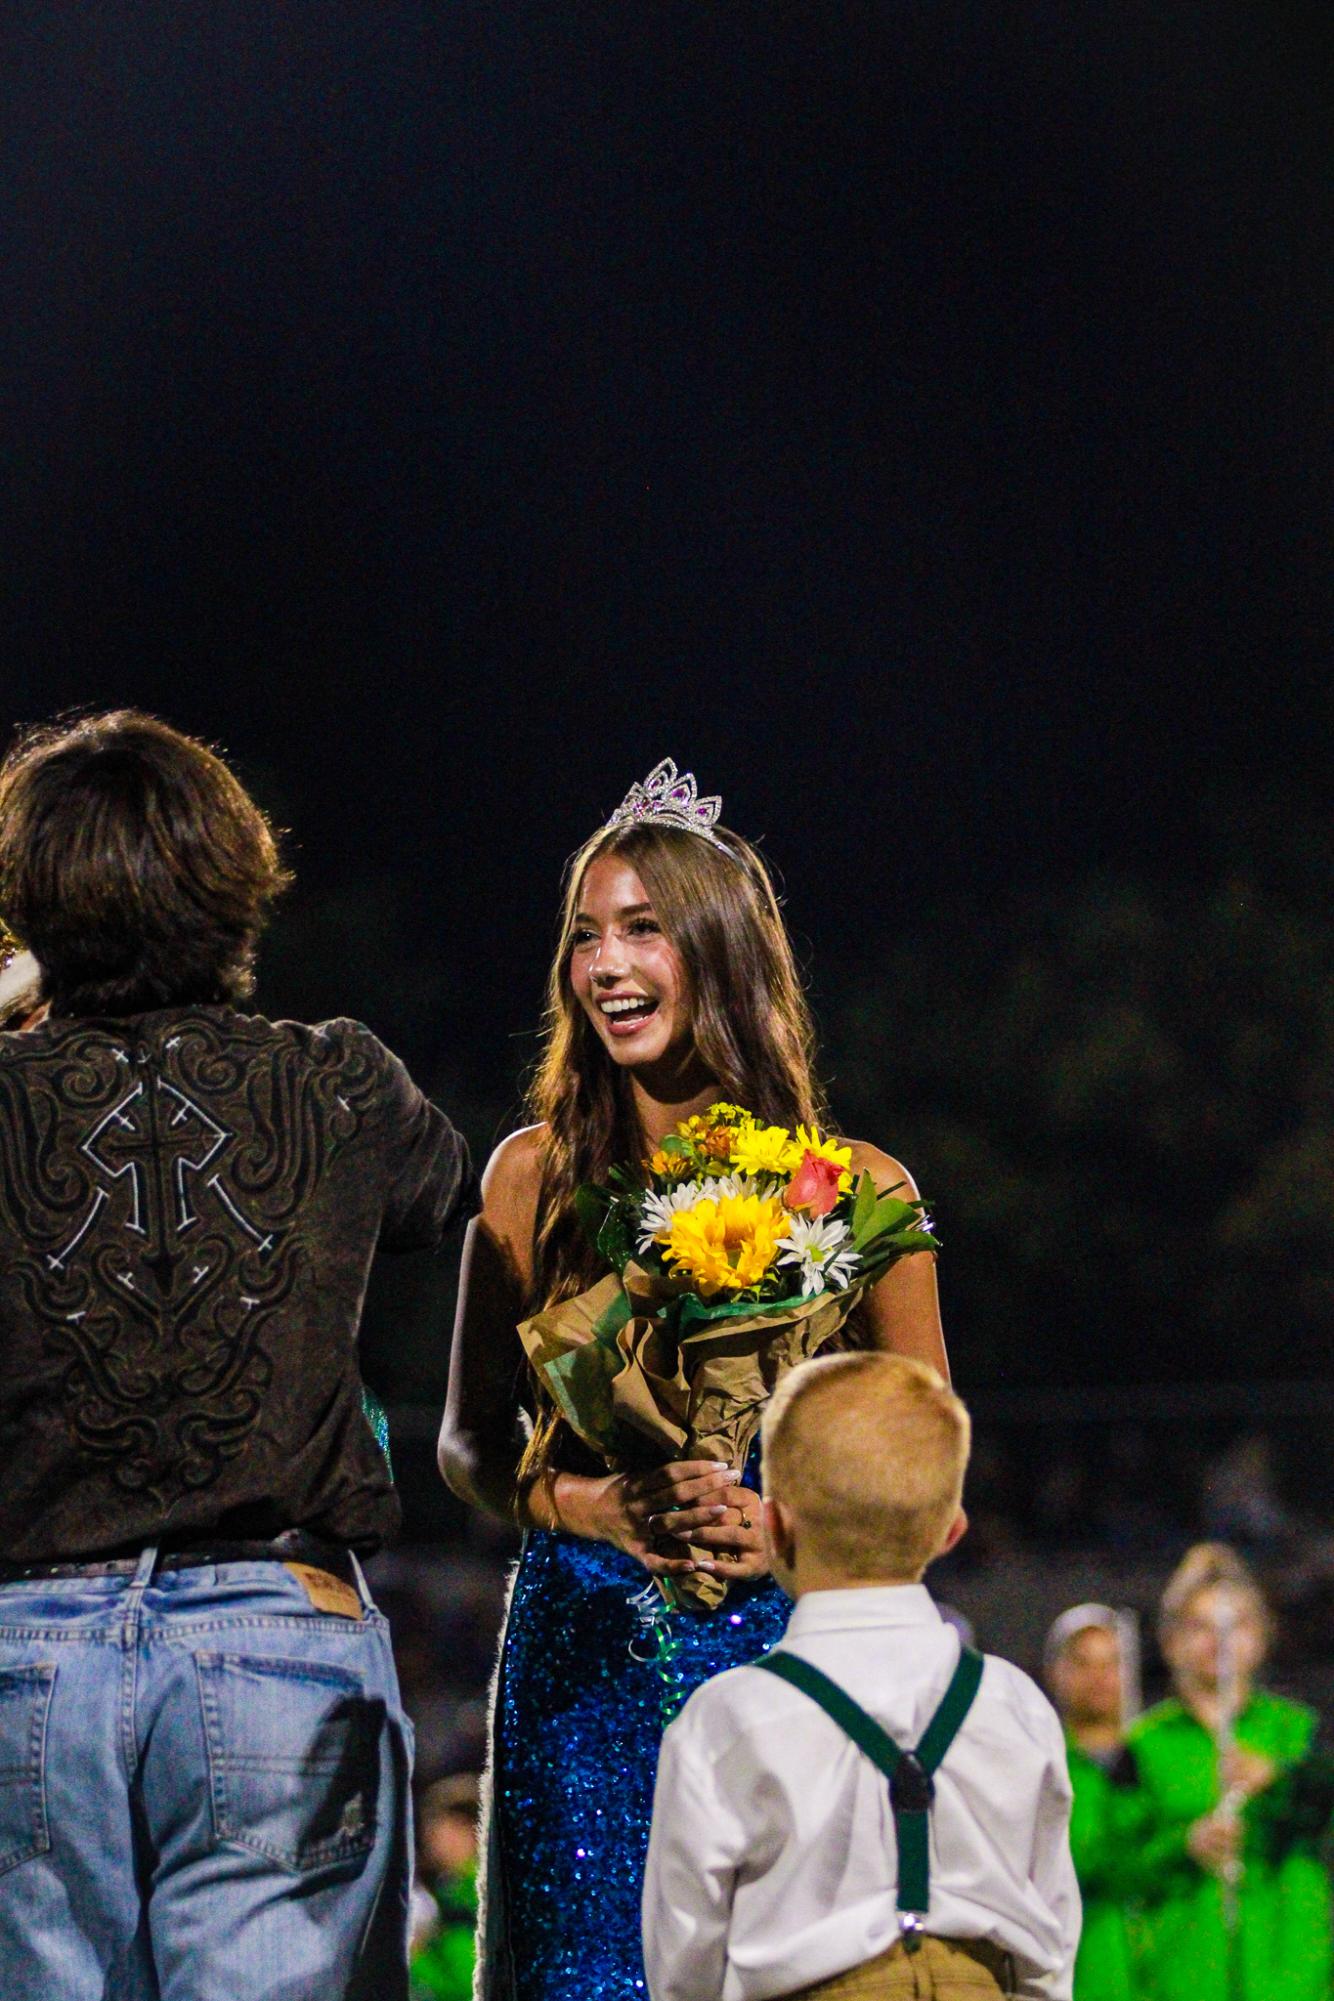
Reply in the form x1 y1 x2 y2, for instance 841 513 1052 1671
858 1230 940 1281
868 1195 922 1238
850 1170 878 1243
596 1203 635 1274
885 1228 939 1253
864 1219 940 1252
573 1183 611 1250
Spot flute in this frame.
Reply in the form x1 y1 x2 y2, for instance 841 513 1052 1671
1215 1588 1245 1934
1116 1608 1142 1725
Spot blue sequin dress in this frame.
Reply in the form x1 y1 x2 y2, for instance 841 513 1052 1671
479 1449 788 2000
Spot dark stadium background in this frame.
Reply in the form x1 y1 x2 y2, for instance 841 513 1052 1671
4 3 1331 1708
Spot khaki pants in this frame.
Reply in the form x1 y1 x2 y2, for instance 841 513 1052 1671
781 1935 1016 1999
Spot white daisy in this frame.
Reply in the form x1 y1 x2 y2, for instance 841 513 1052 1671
636 1173 781 1250
777 1213 860 1297
637 1181 709 1248
708 1172 779 1202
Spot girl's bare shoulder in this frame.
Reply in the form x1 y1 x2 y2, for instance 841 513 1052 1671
480 1123 549 1246
484 1122 547 1186
843 1139 920 1200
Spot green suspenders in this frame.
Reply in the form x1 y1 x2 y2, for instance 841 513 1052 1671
754 1643 985 1946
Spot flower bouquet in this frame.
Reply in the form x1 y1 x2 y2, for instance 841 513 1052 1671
517 1103 939 1608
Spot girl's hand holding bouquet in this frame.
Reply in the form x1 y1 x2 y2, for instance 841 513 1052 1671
518 1102 938 1606
587 1460 768 1581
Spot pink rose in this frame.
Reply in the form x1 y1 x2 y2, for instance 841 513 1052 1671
784 1151 843 1217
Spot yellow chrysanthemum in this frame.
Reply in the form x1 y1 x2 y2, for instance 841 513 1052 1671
658 1193 792 1298
792 1124 856 1192
649 1147 694 1182
730 1121 803 1179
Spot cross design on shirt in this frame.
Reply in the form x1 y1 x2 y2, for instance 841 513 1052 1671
49 1066 276 1295
0 1009 389 1514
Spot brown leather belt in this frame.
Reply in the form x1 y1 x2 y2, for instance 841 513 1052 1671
0 1530 358 1589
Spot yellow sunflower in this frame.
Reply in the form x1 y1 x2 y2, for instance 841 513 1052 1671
658 1192 792 1297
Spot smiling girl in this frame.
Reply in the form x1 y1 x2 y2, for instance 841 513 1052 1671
438 763 947 2001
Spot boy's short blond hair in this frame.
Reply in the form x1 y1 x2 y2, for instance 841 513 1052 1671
762 1351 971 1580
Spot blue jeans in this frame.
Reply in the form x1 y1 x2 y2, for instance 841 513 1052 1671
0 1547 413 1999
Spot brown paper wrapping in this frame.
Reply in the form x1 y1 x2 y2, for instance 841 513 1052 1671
518 1263 865 1609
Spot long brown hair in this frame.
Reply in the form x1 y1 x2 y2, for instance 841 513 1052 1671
527 820 825 1314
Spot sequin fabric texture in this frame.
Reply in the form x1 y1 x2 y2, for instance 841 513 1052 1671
490 1498 788 1999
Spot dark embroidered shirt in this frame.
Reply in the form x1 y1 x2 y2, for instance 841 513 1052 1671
0 1006 477 1561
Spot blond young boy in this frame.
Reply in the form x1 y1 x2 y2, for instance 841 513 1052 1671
642 1354 1080 2001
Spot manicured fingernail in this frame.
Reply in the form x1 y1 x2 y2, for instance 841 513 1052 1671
695 1560 717 1573
724 1469 743 1485
710 1505 728 1517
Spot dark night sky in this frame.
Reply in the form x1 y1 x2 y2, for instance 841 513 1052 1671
3 1 1330 1089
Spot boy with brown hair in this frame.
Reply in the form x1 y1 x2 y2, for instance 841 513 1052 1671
642 1353 1079 2000
0 711 478 2000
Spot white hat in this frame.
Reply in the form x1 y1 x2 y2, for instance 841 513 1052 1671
1043 1602 1120 1672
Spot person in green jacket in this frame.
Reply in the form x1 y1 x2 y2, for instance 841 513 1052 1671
1129 1542 1334 2001
1047 1603 1155 2001
410 1774 481 2001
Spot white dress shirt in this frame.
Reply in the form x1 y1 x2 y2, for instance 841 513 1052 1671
642 1585 1079 2001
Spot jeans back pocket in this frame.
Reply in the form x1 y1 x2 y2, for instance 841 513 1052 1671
196 1652 382 1875
0 1662 55 1876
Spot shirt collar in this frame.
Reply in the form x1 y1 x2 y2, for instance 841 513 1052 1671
786 1583 943 1635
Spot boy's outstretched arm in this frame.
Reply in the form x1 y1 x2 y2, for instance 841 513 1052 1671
642 1707 742 2001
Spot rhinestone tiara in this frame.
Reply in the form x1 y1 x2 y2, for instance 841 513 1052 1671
601 759 726 846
